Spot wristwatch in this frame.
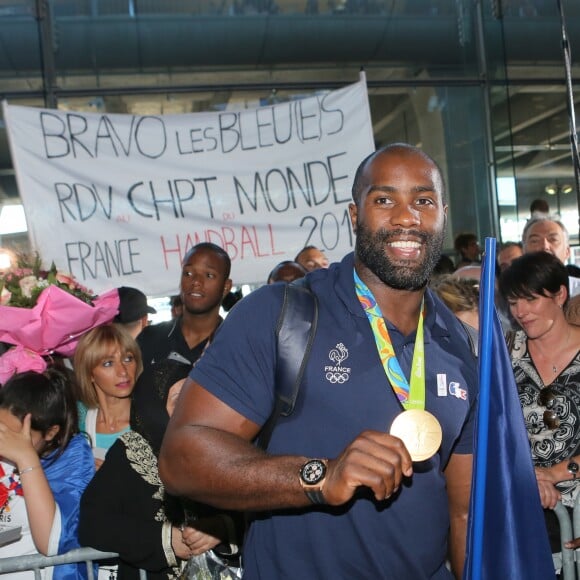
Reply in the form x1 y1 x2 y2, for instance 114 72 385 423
299 459 328 505
568 460 579 480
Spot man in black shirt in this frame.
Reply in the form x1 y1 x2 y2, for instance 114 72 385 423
138 243 232 371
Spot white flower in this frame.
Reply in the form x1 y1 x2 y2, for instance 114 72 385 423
19 275 40 298
0 287 11 305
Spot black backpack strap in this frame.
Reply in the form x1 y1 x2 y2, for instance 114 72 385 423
256 278 318 450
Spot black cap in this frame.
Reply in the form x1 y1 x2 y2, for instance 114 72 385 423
114 286 156 323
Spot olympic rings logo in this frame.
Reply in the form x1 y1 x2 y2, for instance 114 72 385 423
325 372 350 384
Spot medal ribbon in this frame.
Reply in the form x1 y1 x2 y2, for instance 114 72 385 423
354 269 426 410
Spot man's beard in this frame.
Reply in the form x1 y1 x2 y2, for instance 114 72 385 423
355 224 444 291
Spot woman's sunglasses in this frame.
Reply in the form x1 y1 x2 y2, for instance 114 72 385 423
537 388 561 429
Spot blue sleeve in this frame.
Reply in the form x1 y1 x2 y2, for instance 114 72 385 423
190 284 285 426
446 341 479 457
44 434 95 554
451 327 479 456
452 394 477 455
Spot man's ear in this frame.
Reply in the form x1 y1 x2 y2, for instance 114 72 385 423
223 278 233 298
349 203 358 235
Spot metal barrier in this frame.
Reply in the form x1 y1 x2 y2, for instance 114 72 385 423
553 494 580 580
555 502 574 579
1 509 579 580
0 547 119 580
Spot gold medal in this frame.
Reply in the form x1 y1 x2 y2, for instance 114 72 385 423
389 409 443 462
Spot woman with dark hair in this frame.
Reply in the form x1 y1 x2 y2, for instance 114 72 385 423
0 368 95 579
499 251 580 555
79 357 240 580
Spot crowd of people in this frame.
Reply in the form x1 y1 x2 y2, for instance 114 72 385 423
433 202 580 572
0 142 579 579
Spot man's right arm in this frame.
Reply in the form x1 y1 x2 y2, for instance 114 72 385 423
158 379 414 512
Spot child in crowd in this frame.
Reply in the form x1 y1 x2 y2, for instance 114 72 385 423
0 368 95 579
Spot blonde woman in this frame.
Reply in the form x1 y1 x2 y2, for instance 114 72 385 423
80 358 241 580
430 275 480 354
74 324 143 468
430 275 479 329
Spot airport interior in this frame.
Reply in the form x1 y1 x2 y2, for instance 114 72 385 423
0 0 579 269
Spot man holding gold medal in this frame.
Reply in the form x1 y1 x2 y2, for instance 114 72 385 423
160 143 478 579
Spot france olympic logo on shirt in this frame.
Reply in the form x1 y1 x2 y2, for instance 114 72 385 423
325 343 351 384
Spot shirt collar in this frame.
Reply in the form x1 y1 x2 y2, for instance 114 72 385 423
330 252 451 341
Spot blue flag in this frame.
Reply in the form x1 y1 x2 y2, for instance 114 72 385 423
463 238 554 580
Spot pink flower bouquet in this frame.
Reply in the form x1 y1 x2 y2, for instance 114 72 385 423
0 256 120 383
0 285 119 357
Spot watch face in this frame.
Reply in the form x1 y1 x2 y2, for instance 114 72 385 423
300 459 327 485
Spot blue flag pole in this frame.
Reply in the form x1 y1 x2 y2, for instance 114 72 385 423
468 237 496 580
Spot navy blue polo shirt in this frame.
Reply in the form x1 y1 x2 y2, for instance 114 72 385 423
191 252 478 580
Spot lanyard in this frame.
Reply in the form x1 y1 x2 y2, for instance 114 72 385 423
354 269 426 410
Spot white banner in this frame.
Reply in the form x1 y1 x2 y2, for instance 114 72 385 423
3 78 374 296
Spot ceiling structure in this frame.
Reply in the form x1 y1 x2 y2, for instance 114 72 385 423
0 1 579 219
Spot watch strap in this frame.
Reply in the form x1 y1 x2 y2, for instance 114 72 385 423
303 488 327 504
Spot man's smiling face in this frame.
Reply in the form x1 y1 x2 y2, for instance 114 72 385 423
350 147 447 291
